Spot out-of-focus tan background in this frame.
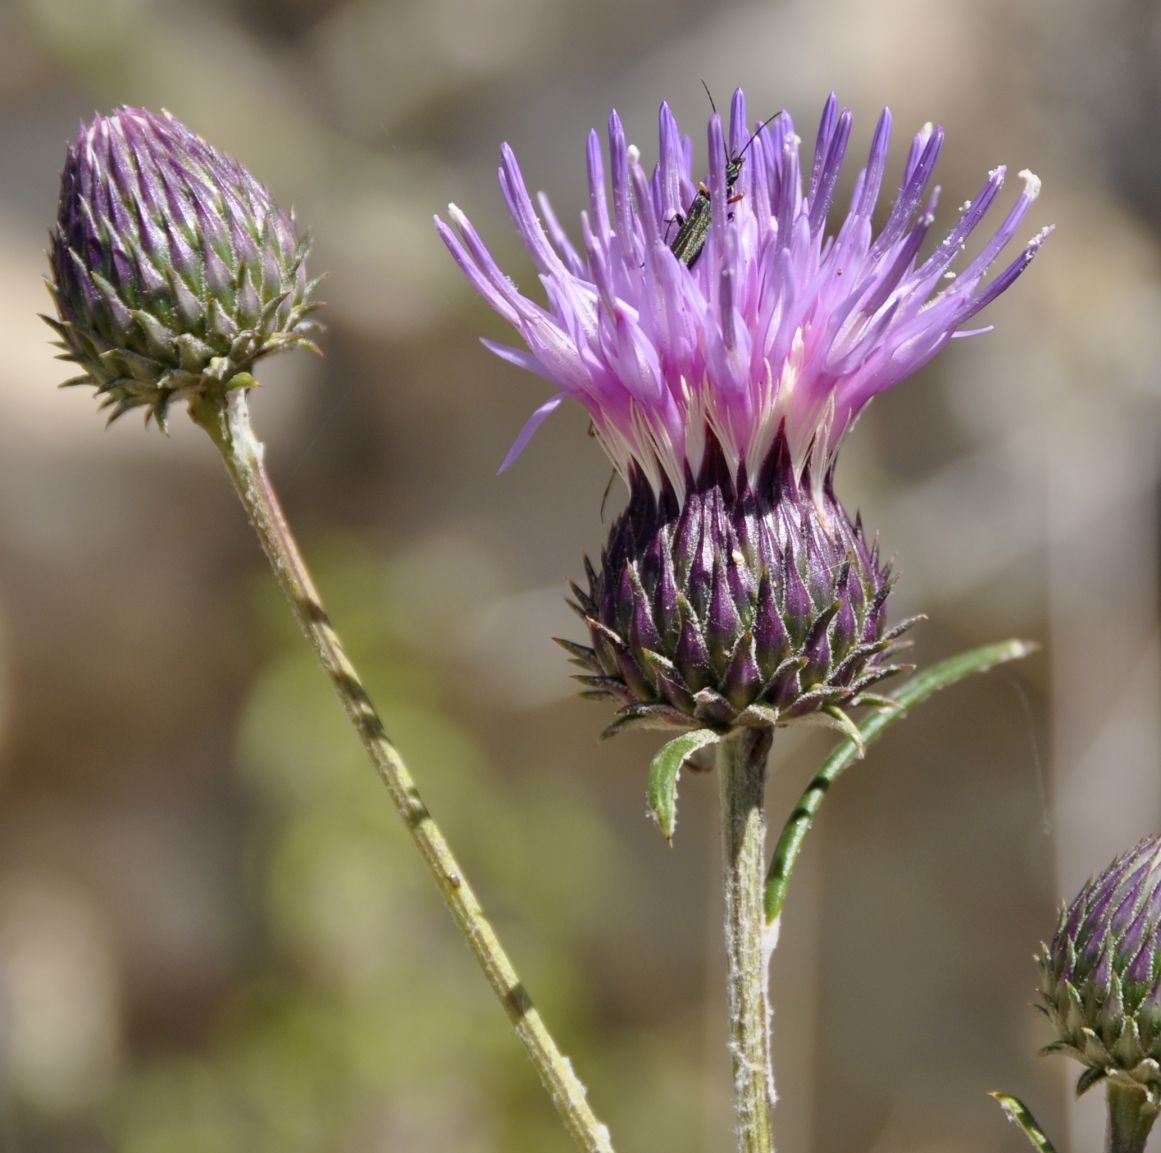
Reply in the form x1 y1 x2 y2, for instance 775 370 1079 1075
0 0 1158 1150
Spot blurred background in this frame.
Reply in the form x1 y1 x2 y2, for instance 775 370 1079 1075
0 0 1158 1149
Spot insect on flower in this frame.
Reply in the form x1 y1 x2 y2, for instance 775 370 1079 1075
667 83 779 268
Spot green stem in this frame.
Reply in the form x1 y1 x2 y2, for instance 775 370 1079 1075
718 727 775 1153
189 387 614 1153
1107 1083 1157 1153
764 639 1037 934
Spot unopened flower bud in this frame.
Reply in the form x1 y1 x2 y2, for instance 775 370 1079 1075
1039 835 1161 1100
46 107 321 427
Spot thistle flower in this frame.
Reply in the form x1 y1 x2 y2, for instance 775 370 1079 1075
46 107 321 428
438 90 1047 735
1039 835 1161 1102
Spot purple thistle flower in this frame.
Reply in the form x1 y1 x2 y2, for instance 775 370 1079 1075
439 90 1047 735
46 107 322 428
1040 836 1161 1099
437 89 1047 494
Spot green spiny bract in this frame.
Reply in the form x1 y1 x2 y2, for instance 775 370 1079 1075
563 435 916 738
1039 835 1161 1103
46 107 322 428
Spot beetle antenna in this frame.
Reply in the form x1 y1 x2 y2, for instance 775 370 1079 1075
700 78 718 116
737 111 783 161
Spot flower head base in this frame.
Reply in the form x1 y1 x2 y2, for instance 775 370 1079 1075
438 89 1046 733
1039 836 1161 1101
566 431 915 736
46 107 322 428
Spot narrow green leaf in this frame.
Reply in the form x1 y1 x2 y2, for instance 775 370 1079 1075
765 638 1037 924
647 729 721 844
990 1092 1058 1153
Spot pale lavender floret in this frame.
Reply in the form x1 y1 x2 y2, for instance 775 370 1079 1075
437 89 1048 497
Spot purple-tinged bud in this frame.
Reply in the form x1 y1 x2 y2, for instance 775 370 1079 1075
1039 836 1161 1101
45 107 322 428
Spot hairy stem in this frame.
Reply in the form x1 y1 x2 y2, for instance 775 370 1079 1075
718 727 775 1153
1106 1083 1157 1153
189 387 614 1153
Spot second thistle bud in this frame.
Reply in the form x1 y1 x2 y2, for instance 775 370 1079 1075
46 107 321 427
1039 835 1161 1100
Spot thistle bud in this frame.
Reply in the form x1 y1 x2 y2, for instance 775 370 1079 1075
46 107 321 427
1039 835 1161 1100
